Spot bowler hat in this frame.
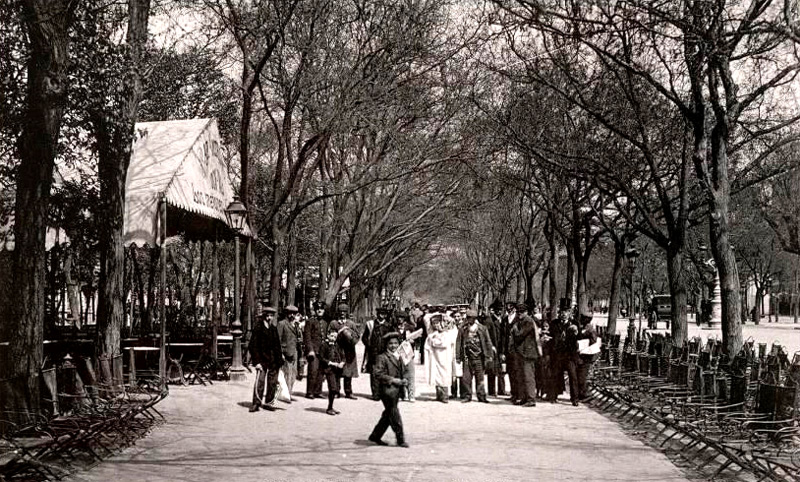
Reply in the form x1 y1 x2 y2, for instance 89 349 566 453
382 331 402 342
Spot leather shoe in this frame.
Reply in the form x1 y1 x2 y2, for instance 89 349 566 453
305 394 314 399
345 394 358 400
478 398 489 403
326 408 340 415
571 400 579 406
462 398 472 403
397 442 409 448
249 405 260 412
368 435 388 446
523 401 537 407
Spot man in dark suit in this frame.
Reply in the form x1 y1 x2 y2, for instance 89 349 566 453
455 309 494 403
304 302 327 399
574 310 599 403
513 303 540 407
503 303 521 403
327 304 360 399
362 307 396 400
481 307 502 396
278 305 301 402
249 305 284 412
368 332 409 448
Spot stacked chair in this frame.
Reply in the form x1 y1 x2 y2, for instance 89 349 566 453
1 353 168 480
588 333 799 482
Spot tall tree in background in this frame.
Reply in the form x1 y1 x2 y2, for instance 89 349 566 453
71 0 151 358
4 0 78 416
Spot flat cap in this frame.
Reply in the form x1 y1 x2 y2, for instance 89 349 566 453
336 303 350 314
285 305 299 313
466 309 478 319
262 307 277 314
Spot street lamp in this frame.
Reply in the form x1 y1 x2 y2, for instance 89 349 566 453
625 247 640 336
698 243 722 329
226 196 248 382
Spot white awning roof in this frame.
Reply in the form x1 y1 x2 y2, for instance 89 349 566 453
124 118 251 246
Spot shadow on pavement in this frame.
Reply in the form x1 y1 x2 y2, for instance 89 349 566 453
304 407 331 414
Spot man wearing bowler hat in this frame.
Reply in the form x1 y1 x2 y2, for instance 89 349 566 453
249 303 284 412
278 304 302 402
304 301 327 399
326 303 359 399
368 332 409 447
362 306 396 400
455 309 494 403
513 303 540 407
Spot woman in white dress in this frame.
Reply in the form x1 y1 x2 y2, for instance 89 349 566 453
424 313 459 403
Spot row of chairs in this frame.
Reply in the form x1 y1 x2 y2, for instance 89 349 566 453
1 353 168 480
588 332 799 481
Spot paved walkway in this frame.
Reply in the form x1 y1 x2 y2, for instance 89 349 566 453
67 359 691 482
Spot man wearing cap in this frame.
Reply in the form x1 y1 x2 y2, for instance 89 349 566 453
455 309 494 403
368 332 409 448
326 303 359 399
513 303 540 407
304 302 328 399
249 305 284 412
573 310 598 403
278 305 302 402
362 307 396 400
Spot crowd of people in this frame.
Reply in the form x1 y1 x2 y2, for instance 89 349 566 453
246 297 601 447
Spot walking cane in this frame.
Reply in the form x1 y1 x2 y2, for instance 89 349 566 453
253 366 264 406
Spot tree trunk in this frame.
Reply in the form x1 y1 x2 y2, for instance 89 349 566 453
239 61 252 205
666 246 688 347
95 0 150 359
710 212 743 355
4 0 76 417
286 229 297 306
607 242 624 336
64 247 83 329
269 224 287 309
564 244 574 307
753 284 763 324
546 218 558 320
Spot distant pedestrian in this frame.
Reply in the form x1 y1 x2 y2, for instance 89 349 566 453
368 332 409 448
424 313 459 403
362 307 396 400
513 303 540 407
455 309 494 403
326 304 360 399
304 302 327 399
249 305 284 412
278 305 302 402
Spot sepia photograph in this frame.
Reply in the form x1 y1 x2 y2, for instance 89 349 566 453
1 0 800 480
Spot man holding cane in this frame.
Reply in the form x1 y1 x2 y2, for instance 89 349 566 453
249 305 284 412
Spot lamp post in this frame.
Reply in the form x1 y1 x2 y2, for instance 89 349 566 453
625 247 640 335
699 243 722 329
225 196 248 382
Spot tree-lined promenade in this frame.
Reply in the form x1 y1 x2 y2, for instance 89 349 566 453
3 0 800 434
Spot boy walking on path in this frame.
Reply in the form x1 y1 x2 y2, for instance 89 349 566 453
368 332 409 448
